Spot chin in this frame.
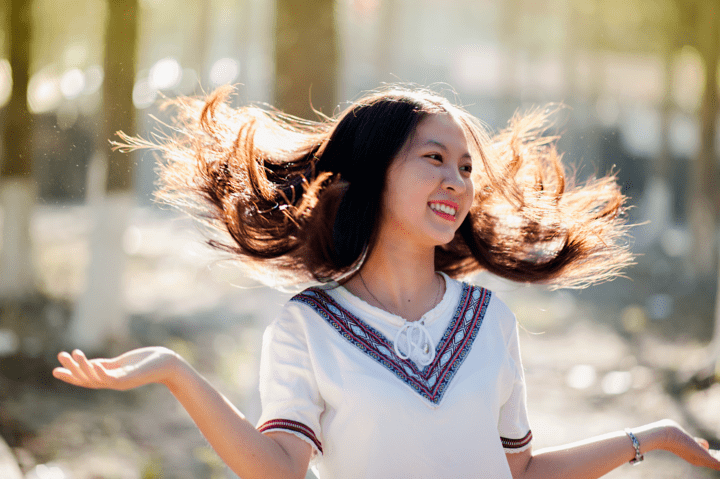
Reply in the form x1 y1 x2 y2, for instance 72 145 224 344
429 230 457 246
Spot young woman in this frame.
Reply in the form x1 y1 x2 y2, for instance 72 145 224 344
54 86 720 478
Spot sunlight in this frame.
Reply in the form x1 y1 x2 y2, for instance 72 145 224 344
83 64 104 95
28 67 62 114
132 78 157 109
149 57 182 91
60 68 86 99
209 57 240 86
0 59 11 108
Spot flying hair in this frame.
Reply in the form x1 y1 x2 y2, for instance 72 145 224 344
116 84 633 289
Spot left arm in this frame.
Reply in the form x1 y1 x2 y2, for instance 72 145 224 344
506 419 720 479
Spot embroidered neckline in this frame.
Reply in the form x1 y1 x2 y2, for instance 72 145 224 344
291 283 491 407
335 271 454 328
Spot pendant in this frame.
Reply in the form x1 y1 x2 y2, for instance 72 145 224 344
393 320 436 366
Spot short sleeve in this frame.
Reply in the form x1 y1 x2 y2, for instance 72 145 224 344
498 317 533 453
256 303 325 457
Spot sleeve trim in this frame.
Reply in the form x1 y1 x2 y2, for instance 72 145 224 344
501 430 532 451
258 419 323 454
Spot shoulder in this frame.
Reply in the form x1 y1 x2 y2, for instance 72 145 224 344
459 279 517 339
265 285 337 338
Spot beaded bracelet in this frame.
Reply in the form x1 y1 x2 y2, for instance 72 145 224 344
624 428 644 465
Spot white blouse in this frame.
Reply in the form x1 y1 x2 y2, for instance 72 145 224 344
256 274 532 479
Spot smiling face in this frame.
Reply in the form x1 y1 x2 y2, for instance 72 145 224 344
378 113 474 249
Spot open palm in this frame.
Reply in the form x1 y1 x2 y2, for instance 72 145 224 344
53 347 178 391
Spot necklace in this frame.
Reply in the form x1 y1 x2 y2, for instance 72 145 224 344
358 271 443 319
358 272 443 366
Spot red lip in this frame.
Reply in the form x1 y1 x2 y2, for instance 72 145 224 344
428 200 460 222
428 199 459 210
431 209 456 221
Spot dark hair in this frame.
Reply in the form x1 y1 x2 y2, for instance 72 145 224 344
117 85 632 289
314 91 450 270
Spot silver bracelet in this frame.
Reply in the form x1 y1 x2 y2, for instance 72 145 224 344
624 428 644 465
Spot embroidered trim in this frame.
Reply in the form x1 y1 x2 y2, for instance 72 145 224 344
291 283 491 406
258 419 323 454
501 430 533 450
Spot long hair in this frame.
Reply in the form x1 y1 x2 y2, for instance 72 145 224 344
117 85 632 289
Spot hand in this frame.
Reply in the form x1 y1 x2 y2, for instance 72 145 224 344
53 347 182 391
660 419 720 470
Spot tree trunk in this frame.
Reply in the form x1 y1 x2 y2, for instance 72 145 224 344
246 0 275 103
687 0 719 279
376 0 401 82
274 0 337 119
103 0 138 194
640 42 677 245
684 0 720 371
0 0 35 302
68 0 139 353
497 0 521 121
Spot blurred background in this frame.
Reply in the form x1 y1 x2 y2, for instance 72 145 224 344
0 0 719 477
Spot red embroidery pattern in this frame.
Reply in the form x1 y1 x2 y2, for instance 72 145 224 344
501 430 533 449
258 418 323 453
291 284 491 406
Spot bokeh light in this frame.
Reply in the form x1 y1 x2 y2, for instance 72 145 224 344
209 57 240 86
175 67 199 95
0 59 11 108
601 370 633 395
566 364 597 390
132 78 157 109
62 42 89 69
60 68 86 99
672 46 704 112
83 64 104 95
149 57 182 91
28 67 62 114
0 329 19 356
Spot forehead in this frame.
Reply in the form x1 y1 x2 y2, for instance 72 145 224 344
406 113 469 151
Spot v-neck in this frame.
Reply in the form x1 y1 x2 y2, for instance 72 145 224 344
333 271 455 327
290 282 492 408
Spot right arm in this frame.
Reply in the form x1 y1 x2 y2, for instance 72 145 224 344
53 348 311 479
506 420 720 479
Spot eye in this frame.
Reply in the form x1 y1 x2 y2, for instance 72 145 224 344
460 164 472 174
426 153 443 162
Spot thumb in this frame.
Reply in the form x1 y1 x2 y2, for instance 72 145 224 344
695 438 710 450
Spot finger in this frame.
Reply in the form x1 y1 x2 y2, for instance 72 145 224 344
692 444 720 469
90 361 135 390
72 350 103 385
695 437 710 450
57 351 74 366
57 351 91 383
52 366 91 387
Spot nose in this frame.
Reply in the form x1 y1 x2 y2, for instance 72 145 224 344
441 165 467 194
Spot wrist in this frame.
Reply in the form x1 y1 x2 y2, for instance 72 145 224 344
632 419 679 455
159 349 192 391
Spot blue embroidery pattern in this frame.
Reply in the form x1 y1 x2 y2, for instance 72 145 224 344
291 284 491 406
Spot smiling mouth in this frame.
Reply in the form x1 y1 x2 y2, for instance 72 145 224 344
429 201 458 221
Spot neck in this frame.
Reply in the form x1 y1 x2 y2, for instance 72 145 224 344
345 239 442 322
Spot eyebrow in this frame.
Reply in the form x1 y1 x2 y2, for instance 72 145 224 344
422 139 472 159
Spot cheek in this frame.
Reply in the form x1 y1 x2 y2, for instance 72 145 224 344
458 180 474 219
466 180 475 205
386 165 425 202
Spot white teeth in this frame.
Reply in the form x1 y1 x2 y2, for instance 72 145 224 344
430 203 456 216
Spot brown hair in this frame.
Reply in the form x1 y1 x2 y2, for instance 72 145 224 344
117 85 632 289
